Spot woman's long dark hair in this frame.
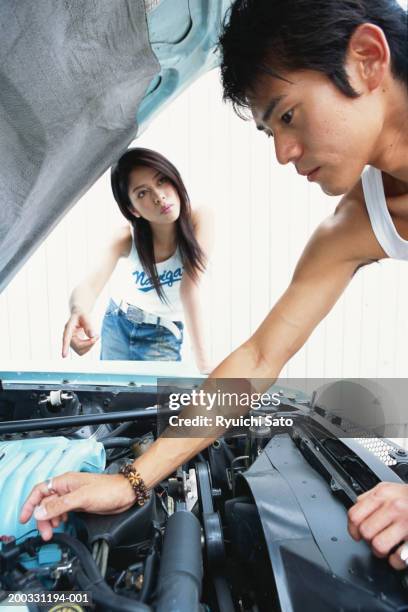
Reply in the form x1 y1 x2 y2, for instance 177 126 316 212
111 148 206 303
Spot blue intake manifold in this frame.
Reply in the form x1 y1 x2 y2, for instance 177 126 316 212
0 436 105 541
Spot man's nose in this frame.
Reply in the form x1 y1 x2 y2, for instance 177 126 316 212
274 134 302 166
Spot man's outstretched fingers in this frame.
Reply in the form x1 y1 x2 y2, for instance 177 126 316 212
20 472 86 524
33 494 61 541
20 481 54 523
37 519 54 542
34 488 85 521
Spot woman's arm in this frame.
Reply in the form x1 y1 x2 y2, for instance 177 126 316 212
180 206 214 373
62 225 132 357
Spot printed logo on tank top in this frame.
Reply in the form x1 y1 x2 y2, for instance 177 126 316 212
132 266 183 292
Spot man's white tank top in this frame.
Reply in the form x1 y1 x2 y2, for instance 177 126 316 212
112 235 184 321
362 166 408 261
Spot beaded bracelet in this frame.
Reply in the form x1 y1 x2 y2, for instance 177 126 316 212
119 463 150 506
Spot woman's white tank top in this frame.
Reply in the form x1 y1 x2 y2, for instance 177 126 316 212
362 166 408 260
112 235 184 321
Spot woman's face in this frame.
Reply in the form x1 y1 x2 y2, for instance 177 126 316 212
127 165 181 224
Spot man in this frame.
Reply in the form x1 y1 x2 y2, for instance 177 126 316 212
20 0 408 571
218 0 408 570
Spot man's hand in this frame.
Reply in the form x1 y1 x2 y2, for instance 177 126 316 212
62 311 99 357
20 472 137 541
348 482 408 569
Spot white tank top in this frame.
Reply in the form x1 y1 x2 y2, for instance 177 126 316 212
112 235 184 321
362 166 408 261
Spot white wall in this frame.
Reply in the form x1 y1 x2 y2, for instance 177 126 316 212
1 68 408 377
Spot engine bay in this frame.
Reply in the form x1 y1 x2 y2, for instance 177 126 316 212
1 371 408 611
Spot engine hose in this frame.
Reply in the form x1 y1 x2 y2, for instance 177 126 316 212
155 510 203 612
100 540 109 578
92 541 100 562
101 421 134 439
139 530 161 603
102 437 133 448
25 534 150 612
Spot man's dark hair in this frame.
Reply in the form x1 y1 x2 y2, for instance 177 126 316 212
220 0 407 118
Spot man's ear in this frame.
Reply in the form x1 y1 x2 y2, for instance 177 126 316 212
346 23 390 92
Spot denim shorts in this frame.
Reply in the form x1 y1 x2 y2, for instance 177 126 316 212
100 300 184 361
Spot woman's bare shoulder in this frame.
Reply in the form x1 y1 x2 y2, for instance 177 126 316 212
190 205 214 228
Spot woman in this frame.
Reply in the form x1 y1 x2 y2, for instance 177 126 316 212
62 148 213 373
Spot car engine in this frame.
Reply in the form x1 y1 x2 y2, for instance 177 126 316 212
1 371 408 611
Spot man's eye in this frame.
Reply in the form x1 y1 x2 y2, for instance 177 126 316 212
281 110 293 125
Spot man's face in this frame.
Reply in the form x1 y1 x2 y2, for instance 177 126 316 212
250 68 384 196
